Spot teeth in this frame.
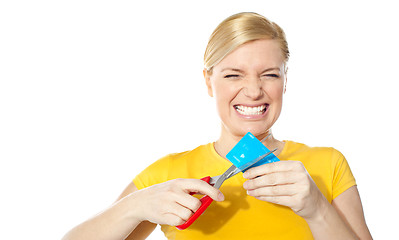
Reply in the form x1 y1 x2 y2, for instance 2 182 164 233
235 104 267 115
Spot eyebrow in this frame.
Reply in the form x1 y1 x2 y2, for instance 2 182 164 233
221 68 245 73
221 67 281 74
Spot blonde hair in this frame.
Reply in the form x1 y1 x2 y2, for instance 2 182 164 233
204 12 289 74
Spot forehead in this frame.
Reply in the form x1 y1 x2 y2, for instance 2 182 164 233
214 39 284 71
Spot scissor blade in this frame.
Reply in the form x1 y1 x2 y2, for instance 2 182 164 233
208 175 220 185
210 148 277 188
238 148 277 172
228 148 278 178
213 164 238 189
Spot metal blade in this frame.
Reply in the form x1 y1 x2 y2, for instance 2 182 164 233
210 148 277 189
229 148 278 178
208 175 220 185
213 164 238 189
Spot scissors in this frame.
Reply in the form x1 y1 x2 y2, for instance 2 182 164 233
176 148 277 230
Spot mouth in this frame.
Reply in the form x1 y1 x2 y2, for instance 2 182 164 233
234 104 268 116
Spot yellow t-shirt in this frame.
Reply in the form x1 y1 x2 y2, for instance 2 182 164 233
133 140 356 240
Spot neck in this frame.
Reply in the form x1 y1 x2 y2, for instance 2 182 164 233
214 128 284 158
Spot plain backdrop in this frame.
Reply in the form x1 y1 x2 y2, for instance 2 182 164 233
1 0 398 239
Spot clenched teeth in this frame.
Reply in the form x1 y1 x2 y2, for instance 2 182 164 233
234 104 267 115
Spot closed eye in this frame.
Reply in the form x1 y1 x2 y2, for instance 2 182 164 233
263 74 280 78
224 74 240 78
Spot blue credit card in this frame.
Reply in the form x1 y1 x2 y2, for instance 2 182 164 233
226 132 280 172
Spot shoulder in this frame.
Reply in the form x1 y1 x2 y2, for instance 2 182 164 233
283 141 355 201
147 143 211 166
282 140 343 161
161 143 213 166
133 143 213 189
281 140 348 175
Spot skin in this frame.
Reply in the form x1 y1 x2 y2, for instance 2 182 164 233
62 39 372 240
204 39 287 157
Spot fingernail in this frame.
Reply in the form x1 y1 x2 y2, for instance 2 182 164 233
218 192 225 201
243 181 248 189
243 172 249 179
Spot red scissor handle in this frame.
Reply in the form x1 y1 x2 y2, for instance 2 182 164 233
176 176 214 230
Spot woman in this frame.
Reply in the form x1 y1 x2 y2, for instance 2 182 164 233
63 12 372 240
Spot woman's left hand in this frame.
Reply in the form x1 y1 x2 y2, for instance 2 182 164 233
243 161 326 221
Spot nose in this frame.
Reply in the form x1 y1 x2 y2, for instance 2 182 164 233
243 77 263 100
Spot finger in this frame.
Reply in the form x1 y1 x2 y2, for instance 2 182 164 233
175 194 202 213
246 184 298 197
243 171 302 190
177 178 225 202
168 201 195 222
162 213 186 226
243 161 305 179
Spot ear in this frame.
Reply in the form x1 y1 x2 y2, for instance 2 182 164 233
284 74 287 94
203 69 214 97
283 66 288 94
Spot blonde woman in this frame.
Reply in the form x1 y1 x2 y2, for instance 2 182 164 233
63 12 372 240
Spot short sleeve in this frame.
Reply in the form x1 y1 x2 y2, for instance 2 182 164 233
133 155 171 190
331 149 357 199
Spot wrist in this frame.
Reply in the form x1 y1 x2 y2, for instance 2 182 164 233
304 194 330 224
119 191 145 224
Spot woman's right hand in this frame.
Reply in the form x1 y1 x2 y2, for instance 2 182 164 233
128 178 225 226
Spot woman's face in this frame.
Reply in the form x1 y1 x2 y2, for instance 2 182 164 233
205 39 286 138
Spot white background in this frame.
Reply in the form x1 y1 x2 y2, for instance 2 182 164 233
1 0 398 239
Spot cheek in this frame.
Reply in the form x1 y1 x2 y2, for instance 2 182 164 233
211 81 240 119
212 81 237 104
266 82 285 100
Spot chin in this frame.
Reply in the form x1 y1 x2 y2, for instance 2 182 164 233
245 129 269 138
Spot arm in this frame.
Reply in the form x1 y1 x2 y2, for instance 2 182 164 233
62 179 224 240
305 186 371 239
331 186 372 239
114 183 157 240
62 182 154 240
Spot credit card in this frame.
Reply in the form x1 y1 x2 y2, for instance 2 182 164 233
226 132 280 172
